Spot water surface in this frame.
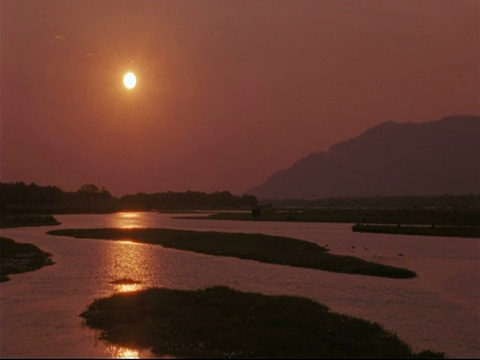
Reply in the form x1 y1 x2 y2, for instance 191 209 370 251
1 212 479 358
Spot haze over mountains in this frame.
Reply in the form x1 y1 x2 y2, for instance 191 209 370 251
247 116 480 200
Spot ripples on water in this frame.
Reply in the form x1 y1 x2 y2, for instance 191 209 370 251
0 212 479 358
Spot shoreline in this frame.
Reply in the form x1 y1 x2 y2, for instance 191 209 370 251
352 224 480 238
0 214 61 229
80 286 445 358
175 209 480 239
0 237 55 282
48 227 417 279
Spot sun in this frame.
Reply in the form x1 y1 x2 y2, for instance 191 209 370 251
123 72 137 89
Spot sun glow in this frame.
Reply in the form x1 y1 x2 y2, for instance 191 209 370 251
123 72 137 89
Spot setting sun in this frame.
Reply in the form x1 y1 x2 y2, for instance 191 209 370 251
123 72 137 89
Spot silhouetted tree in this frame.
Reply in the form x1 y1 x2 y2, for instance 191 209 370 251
252 206 261 219
77 184 112 209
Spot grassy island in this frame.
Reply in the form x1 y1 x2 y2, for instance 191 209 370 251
0 214 60 228
178 208 480 238
0 237 54 282
181 207 480 226
80 286 444 358
352 224 480 238
48 227 416 279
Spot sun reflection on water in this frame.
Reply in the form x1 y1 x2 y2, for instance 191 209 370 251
111 212 145 229
98 213 163 358
118 240 135 244
105 344 141 358
103 225 163 296
106 241 154 293
113 282 143 293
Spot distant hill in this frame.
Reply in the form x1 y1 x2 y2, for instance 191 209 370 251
247 115 480 200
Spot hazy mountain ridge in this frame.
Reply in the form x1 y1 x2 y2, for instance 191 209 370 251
247 115 480 199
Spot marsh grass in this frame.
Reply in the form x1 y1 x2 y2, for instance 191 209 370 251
80 286 445 358
352 224 480 238
0 214 60 228
48 228 416 278
110 278 142 285
197 208 480 226
0 237 54 282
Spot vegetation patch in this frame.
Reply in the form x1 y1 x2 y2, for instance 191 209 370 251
0 181 256 213
80 286 444 358
48 228 416 279
352 224 480 238
181 209 480 238
0 214 60 228
110 278 142 285
0 237 54 282
189 207 480 226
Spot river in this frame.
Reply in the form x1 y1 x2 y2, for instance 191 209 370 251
0 212 479 358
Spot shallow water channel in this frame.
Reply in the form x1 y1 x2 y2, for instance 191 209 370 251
0 212 479 358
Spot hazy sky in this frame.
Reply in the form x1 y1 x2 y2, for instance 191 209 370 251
1 0 479 195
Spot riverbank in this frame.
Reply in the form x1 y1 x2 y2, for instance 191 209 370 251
181 208 480 226
80 286 444 358
0 237 54 282
0 214 60 228
48 227 416 278
352 224 480 238
177 208 480 239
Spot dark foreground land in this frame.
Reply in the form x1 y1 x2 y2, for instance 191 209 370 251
0 237 54 282
48 227 416 278
80 286 444 358
0 214 60 228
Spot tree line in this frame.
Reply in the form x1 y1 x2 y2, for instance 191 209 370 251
3 181 477 214
0 182 257 214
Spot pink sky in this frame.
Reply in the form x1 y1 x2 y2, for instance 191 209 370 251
1 0 479 195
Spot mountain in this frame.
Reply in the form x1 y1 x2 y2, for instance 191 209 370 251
247 115 480 199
